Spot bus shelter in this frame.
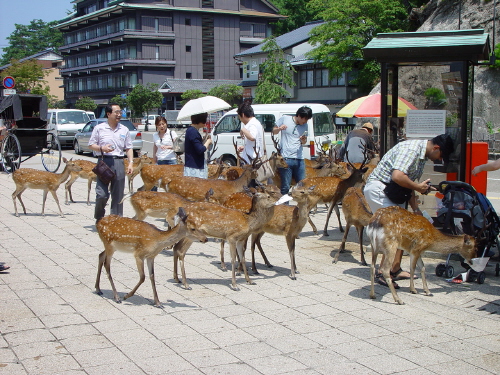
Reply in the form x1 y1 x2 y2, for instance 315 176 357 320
363 29 491 189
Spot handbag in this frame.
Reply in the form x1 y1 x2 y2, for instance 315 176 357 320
173 133 185 154
92 151 116 184
383 180 412 204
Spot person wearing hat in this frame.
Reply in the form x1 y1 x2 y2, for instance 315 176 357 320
364 134 455 287
338 122 376 163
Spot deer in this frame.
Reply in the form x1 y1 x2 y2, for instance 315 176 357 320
366 205 477 305
301 150 369 236
95 208 208 308
124 153 153 193
12 158 83 217
334 187 373 266
64 159 97 205
213 184 282 271
172 187 279 290
249 182 319 278
140 164 184 191
166 156 263 204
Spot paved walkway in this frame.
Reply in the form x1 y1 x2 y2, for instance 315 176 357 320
0 152 499 374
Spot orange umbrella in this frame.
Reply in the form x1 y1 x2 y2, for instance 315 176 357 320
336 93 417 118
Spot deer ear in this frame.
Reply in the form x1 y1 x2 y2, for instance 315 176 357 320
174 207 187 226
463 234 471 244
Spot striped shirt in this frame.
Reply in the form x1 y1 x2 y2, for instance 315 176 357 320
367 139 427 184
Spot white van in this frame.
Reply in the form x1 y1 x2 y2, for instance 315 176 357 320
47 109 90 147
210 103 336 165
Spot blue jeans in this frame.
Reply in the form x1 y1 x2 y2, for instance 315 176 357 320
279 158 305 195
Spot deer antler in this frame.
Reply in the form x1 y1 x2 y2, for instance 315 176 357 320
207 136 218 164
271 132 281 154
233 137 247 166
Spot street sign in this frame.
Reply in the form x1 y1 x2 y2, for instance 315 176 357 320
3 76 15 89
2 89 16 96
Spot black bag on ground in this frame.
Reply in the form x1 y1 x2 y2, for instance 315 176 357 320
383 181 412 204
92 160 116 184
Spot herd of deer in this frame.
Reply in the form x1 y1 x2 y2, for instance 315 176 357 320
8 135 477 306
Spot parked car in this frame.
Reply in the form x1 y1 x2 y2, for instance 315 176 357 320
86 111 96 120
73 118 143 156
47 109 90 148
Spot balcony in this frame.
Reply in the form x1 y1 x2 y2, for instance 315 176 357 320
61 58 176 75
60 29 175 53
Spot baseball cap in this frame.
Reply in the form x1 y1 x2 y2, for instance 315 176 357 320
362 122 374 131
432 134 454 163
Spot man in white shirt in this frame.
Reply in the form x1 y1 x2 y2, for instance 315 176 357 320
237 102 264 164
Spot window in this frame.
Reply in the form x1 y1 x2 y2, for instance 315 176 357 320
186 45 191 52
214 115 241 135
256 114 276 132
186 72 192 79
185 18 191 26
300 70 314 88
313 112 335 136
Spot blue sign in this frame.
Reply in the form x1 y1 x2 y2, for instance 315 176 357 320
3 76 15 89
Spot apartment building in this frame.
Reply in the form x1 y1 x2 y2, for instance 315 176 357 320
56 0 284 111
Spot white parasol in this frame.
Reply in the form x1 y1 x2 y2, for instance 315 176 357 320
176 96 231 121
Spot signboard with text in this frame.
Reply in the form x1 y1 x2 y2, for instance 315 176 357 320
406 110 446 138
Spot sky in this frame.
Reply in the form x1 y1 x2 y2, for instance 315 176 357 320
0 0 74 57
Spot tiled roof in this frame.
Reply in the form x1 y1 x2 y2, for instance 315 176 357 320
159 79 242 93
0 49 62 70
236 21 325 57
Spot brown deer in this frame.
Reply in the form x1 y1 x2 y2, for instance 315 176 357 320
64 159 97 205
214 184 282 270
301 150 369 236
95 208 208 307
366 205 476 305
140 164 184 191
124 153 153 193
167 157 262 204
172 187 279 290
12 158 82 217
250 183 319 278
334 187 373 266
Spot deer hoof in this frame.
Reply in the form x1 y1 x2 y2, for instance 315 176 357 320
115 299 122 304
410 290 418 294
289 275 296 280
65 202 70 206
426 292 433 297
96 290 103 296
370 293 376 299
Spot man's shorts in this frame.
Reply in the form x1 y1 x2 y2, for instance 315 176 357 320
364 180 406 214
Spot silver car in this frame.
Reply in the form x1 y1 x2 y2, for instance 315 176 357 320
73 118 143 157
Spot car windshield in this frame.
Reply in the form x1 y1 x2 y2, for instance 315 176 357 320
58 111 89 124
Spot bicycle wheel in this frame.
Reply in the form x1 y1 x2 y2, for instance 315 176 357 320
41 133 62 172
1 133 21 173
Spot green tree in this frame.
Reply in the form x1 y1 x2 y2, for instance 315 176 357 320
271 0 320 36
110 94 128 109
207 84 243 107
127 83 162 118
49 98 66 109
1 20 63 65
2 59 50 95
306 0 408 93
490 43 500 69
254 37 296 104
75 96 97 112
181 89 205 106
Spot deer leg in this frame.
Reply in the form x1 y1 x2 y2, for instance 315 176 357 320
323 200 339 236
308 216 318 235
381 244 404 305
12 187 26 216
220 240 227 271
177 238 193 289
286 235 298 280
370 247 378 300
50 190 64 217
128 175 133 194
229 242 239 290
41 190 49 216
334 223 351 264
413 255 431 296
334 203 344 232
254 233 272 270
357 226 367 266
87 179 93 206
65 175 78 205
102 251 121 303
95 251 106 295
124 255 146 302
251 232 267 274
237 240 254 285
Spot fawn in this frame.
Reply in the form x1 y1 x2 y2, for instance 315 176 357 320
366 205 477 305
65 159 97 206
334 187 373 266
12 158 82 217
95 208 207 307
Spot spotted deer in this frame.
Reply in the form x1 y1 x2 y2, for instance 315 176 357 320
334 187 373 266
95 208 208 307
124 153 153 193
12 158 82 217
140 164 184 191
172 187 279 290
366 205 476 305
65 159 97 205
